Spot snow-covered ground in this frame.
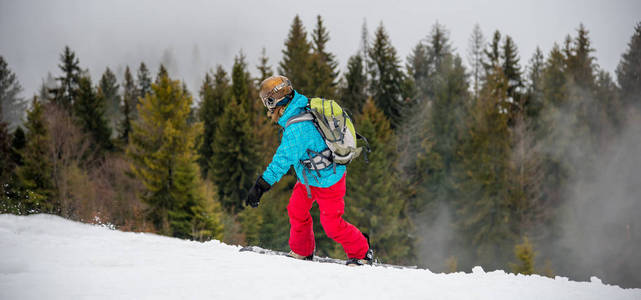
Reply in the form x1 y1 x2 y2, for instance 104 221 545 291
1 214 639 300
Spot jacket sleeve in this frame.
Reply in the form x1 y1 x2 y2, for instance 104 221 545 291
261 125 307 186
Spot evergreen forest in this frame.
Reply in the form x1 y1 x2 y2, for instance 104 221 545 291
2 16 641 288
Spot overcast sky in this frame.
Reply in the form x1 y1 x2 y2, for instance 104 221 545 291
1 0 639 100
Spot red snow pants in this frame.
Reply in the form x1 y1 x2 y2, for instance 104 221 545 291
287 174 369 259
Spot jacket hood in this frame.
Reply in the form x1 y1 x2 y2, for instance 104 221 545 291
277 91 308 127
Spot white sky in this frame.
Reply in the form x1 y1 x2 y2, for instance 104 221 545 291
1 0 639 100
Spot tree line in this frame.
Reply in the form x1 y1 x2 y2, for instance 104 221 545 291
1 15 640 287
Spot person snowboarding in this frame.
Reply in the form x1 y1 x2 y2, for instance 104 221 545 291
245 75 374 266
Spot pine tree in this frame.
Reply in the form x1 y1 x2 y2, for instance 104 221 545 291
368 23 405 127
97 67 121 138
137 62 152 99
0 122 19 213
0 121 12 189
541 44 568 108
74 75 113 152
38 73 57 103
181 82 193 110
456 66 514 268
209 99 259 213
616 22 641 110
1 125 24 214
231 53 252 115
407 22 454 103
52 46 81 110
406 41 430 92
10 126 25 167
198 66 229 178
360 19 370 75
537 44 570 219
429 54 468 167
309 15 339 98
156 65 168 84
563 35 573 59
0 56 27 130
16 98 56 213
483 31 502 76
467 24 486 99
238 204 263 245
340 54 368 114
594 70 621 136
119 66 136 143
509 99 546 238
428 23 453 94
279 15 312 94
344 100 414 264
190 183 225 241
565 25 601 151
427 23 452 71
256 47 273 83
211 53 262 213
407 42 430 102
524 47 545 121
501 35 523 106
566 24 596 90
409 50 468 212
231 51 271 171
402 29 463 262
509 237 536 275
128 72 221 239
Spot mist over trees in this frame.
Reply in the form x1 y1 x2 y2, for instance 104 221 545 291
1 16 640 288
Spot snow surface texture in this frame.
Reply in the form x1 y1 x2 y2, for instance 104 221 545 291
1 214 639 300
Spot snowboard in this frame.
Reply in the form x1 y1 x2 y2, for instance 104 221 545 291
239 245 416 269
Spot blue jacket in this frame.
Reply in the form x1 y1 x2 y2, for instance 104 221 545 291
262 91 346 187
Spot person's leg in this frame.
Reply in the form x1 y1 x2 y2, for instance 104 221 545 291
287 182 315 256
313 175 369 259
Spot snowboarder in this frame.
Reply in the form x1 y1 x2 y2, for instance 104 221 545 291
245 75 374 266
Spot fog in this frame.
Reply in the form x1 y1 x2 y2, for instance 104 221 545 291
410 83 641 287
556 113 641 287
1 0 640 100
542 95 641 288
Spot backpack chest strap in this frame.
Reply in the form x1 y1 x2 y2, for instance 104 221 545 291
301 149 333 171
300 148 334 199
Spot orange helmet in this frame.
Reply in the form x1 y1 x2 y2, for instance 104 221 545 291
259 75 294 112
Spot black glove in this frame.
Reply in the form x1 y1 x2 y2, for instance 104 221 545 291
246 176 271 208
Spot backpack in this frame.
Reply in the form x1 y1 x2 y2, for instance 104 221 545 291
286 98 370 195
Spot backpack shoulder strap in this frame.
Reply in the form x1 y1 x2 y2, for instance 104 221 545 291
285 111 314 128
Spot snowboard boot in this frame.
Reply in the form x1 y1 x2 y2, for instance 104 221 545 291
287 250 314 261
346 233 374 266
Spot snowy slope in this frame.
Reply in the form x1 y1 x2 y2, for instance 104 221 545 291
1 214 639 300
